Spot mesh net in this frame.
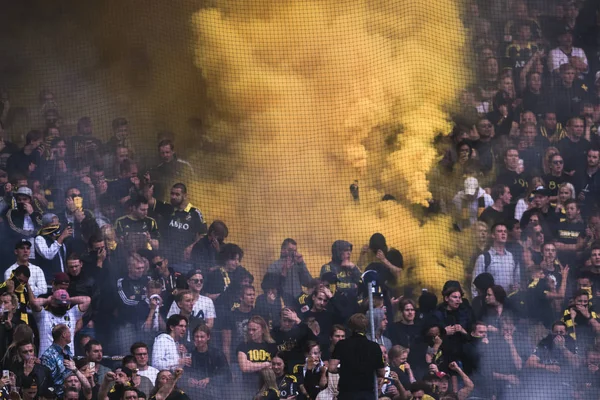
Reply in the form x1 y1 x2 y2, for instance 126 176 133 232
0 0 600 399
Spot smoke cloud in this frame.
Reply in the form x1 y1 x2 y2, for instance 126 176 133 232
192 0 470 290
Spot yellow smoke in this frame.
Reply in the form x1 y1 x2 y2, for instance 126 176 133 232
192 0 470 293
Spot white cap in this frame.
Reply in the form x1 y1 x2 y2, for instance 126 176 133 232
464 177 479 196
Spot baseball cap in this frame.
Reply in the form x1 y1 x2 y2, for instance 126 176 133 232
53 272 70 285
15 186 33 198
53 289 70 305
532 186 551 196
464 177 479 196
15 239 32 249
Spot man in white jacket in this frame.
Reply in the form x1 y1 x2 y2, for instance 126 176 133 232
4 239 47 297
152 314 190 371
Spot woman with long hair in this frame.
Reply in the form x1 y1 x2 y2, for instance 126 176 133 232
253 368 280 400
554 182 575 214
237 315 278 392
479 285 513 333
542 147 560 175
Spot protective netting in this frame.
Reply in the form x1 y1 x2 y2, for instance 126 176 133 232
0 0 599 399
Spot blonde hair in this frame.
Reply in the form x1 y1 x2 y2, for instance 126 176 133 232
246 315 275 344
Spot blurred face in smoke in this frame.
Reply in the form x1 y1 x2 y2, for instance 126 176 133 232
115 124 129 141
504 149 520 171
116 147 129 163
591 249 600 267
159 144 174 163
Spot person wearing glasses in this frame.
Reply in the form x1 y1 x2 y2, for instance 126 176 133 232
167 270 215 330
543 153 572 203
131 342 160 385
150 253 184 310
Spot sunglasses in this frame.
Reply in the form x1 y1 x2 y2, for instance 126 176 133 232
189 279 203 284
153 261 163 268
552 160 564 164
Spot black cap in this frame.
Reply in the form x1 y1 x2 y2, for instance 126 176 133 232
532 186 551 196
15 239 32 249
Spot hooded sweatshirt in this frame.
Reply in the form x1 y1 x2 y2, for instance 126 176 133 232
366 308 392 350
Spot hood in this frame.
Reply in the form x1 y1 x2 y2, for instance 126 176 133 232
331 240 352 263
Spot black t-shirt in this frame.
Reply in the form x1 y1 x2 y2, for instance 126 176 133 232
543 173 572 197
331 333 385 393
554 219 585 245
496 169 529 201
236 341 278 389
301 309 336 352
478 206 511 227
219 307 256 359
272 324 317 373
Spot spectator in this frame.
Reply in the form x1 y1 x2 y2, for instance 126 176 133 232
266 238 313 301
131 342 160 385
548 29 588 78
270 307 317 374
452 177 493 230
472 223 520 296
6 130 43 179
149 140 193 200
551 65 589 126
5 187 42 247
237 315 277 392
329 313 385 399
478 184 512 227
34 213 72 282
495 147 528 207
31 288 90 356
183 324 230 400
152 314 189 372
271 354 299 400
191 220 228 273
220 284 257 365
4 239 47 297
161 183 206 269
114 196 160 250
539 112 567 143
40 324 77 398
84 339 111 384
575 147 600 214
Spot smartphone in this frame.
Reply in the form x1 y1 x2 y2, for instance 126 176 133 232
89 362 95 370
2 370 8 379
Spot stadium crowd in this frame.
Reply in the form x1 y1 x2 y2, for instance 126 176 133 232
0 0 599 399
